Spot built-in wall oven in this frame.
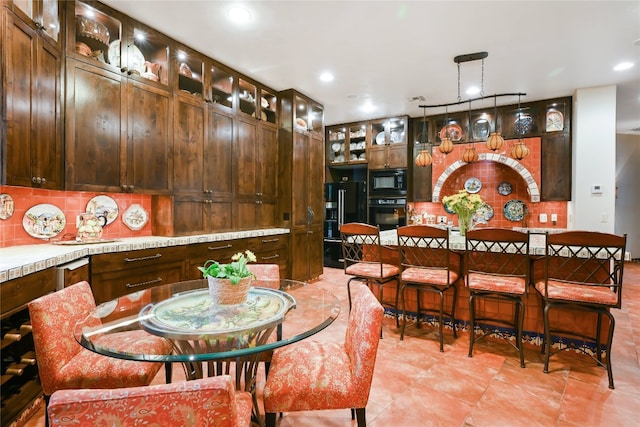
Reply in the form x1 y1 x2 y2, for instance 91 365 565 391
369 197 406 231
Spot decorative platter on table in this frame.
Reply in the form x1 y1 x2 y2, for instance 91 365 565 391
22 204 66 239
497 181 513 196
439 123 463 142
122 204 148 231
464 177 482 193
87 195 119 225
503 199 527 222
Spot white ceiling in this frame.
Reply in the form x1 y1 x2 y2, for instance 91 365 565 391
101 0 640 133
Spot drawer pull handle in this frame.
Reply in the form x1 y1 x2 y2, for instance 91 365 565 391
261 238 279 243
124 253 162 262
261 254 279 260
208 244 233 251
5 364 27 376
126 278 162 288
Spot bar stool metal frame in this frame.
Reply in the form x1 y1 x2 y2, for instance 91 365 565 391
534 231 627 389
465 228 530 368
340 222 401 328
397 224 462 351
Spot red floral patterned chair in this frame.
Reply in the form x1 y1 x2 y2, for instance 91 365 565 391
262 283 384 427
465 228 530 368
47 375 252 427
397 224 462 351
533 231 627 389
247 263 280 289
28 281 173 416
340 222 401 327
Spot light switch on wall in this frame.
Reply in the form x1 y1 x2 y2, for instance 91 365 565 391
539 213 547 223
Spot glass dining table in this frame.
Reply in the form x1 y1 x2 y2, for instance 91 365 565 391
74 278 341 425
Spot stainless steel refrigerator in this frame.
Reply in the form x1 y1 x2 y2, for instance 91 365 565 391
323 181 367 268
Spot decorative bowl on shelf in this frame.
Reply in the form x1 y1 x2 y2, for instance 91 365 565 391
76 15 110 47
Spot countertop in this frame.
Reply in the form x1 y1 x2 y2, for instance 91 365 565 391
0 229 289 284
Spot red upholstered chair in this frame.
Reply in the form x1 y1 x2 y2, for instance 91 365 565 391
28 281 173 415
247 263 281 289
263 283 384 427
340 222 401 327
465 228 530 368
534 231 627 389
397 224 462 351
47 375 252 427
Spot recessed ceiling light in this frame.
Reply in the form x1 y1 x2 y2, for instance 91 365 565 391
466 86 480 96
320 72 334 82
228 6 251 23
614 62 634 71
361 102 376 113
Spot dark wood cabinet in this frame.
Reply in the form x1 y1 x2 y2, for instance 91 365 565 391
234 116 279 229
410 117 433 202
279 90 324 281
0 268 56 427
5 0 61 49
2 8 62 189
368 116 408 170
541 132 572 201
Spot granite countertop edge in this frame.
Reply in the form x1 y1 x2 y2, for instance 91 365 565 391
0 228 290 284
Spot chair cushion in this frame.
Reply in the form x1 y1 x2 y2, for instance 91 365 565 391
467 272 526 295
52 330 172 392
534 280 618 306
346 262 400 279
401 267 457 287
263 340 354 412
48 376 252 427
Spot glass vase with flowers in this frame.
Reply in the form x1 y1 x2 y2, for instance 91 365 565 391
442 190 484 236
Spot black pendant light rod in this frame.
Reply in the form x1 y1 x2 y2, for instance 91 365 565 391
418 92 526 109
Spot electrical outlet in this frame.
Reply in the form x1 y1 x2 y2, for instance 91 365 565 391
539 213 547 223
438 215 447 225
551 214 557 222
600 213 608 223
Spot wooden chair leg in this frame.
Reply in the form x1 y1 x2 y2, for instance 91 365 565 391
355 407 366 426
468 293 476 358
165 362 172 383
265 412 277 427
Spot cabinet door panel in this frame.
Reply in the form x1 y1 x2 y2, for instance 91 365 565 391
308 133 325 227
4 13 36 187
235 118 258 198
173 97 205 192
291 132 310 228
367 146 387 169
34 38 62 189
386 144 407 169
206 110 233 196
259 125 278 199
65 60 124 191
127 80 172 193
173 196 206 235
234 200 258 229
541 133 571 201
206 201 233 231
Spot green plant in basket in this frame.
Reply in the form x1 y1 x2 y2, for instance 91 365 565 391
198 250 257 285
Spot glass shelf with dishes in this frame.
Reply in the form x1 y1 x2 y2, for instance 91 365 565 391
208 62 235 109
326 123 368 165
128 20 170 86
176 46 204 97
71 1 123 66
293 93 323 134
238 78 277 124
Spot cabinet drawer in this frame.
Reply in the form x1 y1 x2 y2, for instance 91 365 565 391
91 260 185 304
1 269 56 315
91 247 185 274
245 235 288 253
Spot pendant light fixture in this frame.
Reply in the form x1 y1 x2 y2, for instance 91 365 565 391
510 94 530 160
438 105 454 155
461 100 478 163
415 107 432 167
486 95 505 151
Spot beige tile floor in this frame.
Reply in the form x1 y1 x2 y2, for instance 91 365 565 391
23 264 640 426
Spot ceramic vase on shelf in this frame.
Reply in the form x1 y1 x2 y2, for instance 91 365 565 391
207 276 252 305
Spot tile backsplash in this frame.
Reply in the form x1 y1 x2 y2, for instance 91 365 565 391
0 186 152 247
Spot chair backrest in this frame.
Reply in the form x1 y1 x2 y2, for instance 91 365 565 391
397 224 455 278
465 228 530 285
247 263 280 289
47 375 251 427
344 283 384 405
542 231 626 308
340 222 385 274
27 281 97 395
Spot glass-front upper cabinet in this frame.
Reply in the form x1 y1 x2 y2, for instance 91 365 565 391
327 126 347 164
126 19 170 86
208 62 235 109
309 101 324 135
371 117 407 146
238 78 277 124
238 78 258 117
260 87 277 125
293 94 323 135
175 45 205 98
10 0 61 46
71 1 123 67
347 123 368 163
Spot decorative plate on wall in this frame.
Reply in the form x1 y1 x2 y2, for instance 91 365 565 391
514 114 534 135
497 181 513 196
22 204 66 239
0 194 14 220
87 195 119 226
503 199 527 222
473 202 494 223
443 201 455 214
464 177 482 194
473 118 490 139
439 123 463 142
122 204 149 231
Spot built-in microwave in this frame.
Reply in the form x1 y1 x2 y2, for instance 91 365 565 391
369 169 407 196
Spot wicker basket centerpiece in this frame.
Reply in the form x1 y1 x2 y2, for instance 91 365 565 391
198 250 257 305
